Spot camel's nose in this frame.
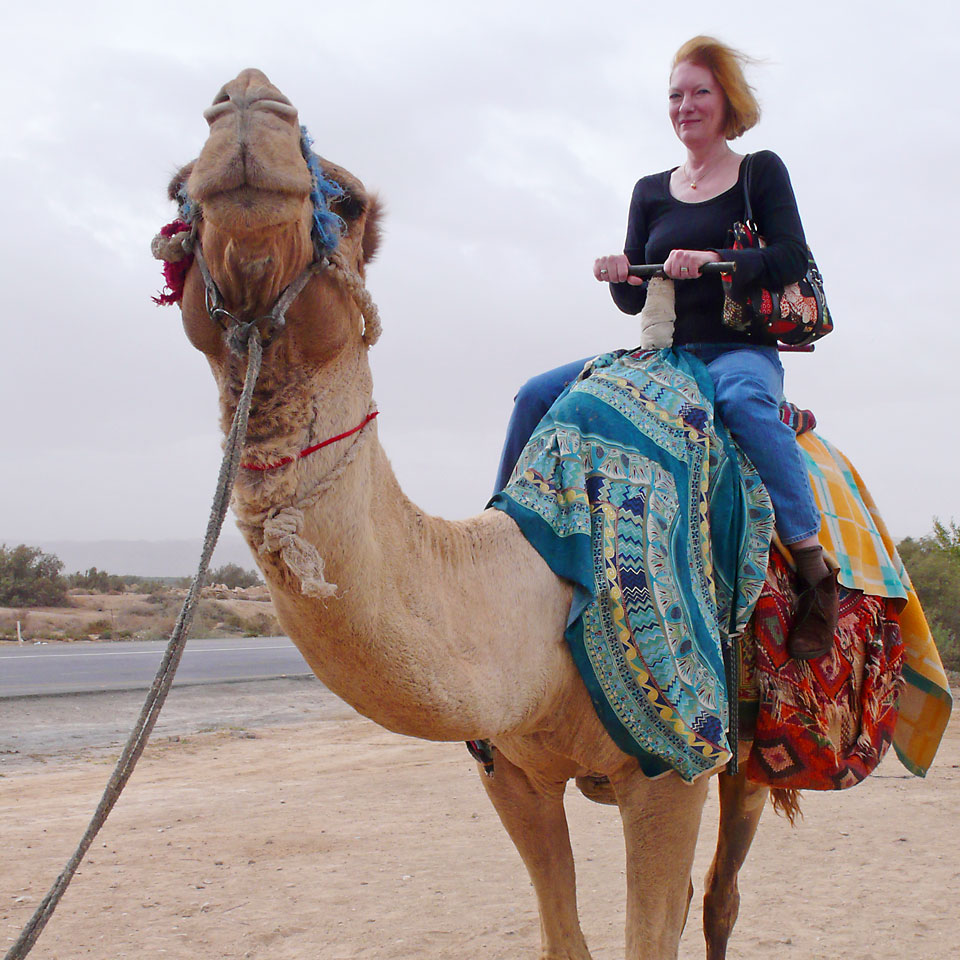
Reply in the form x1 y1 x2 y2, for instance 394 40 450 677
203 69 298 127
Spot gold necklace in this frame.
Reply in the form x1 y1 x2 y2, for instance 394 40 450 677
683 161 712 190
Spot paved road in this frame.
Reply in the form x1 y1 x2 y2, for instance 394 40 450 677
0 637 313 698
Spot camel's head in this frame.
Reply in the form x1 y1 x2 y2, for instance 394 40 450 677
170 68 382 376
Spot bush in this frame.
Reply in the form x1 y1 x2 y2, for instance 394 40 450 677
206 563 262 590
212 606 281 637
69 567 127 593
132 577 179 595
0 544 70 607
86 617 115 639
898 529 960 672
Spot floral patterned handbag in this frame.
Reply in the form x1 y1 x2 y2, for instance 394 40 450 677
721 154 834 346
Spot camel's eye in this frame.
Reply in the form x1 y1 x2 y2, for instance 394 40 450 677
333 192 365 222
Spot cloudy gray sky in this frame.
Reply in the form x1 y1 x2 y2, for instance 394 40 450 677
2 0 957 554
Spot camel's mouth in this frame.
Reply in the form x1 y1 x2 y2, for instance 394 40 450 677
187 69 312 207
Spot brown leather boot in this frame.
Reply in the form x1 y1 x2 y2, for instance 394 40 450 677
787 569 839 660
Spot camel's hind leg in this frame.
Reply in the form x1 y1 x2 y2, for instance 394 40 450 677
613 769 710 960
702 768 770 960
478 751 593 960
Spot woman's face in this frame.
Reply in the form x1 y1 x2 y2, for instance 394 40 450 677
669 61 727 148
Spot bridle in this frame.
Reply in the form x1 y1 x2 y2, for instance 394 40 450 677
0 124 389 959
152 125 384 493
169 124 382 356
190 236 326 355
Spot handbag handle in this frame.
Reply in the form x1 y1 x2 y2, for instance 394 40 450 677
741 152 756 225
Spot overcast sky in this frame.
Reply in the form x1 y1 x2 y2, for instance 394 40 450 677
2 0 957 553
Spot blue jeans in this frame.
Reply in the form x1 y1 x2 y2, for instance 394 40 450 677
493 345 820 545
493 357 590 494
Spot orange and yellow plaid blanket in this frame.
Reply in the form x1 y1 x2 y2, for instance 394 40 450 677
795 432 952 777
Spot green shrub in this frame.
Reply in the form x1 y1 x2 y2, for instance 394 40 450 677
206 563 262 589
69 567 127 593
0 544 70 607
898 528 960 672
86 617 114 639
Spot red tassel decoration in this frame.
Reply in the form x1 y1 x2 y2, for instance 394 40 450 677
152 219 194 306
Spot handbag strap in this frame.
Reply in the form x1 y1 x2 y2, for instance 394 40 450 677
741 152 755 225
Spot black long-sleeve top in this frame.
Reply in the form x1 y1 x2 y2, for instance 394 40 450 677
610 150 808 346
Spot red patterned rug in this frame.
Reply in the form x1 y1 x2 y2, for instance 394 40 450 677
739 550 905 790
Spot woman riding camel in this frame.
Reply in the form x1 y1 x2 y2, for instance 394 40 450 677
494 36 837 659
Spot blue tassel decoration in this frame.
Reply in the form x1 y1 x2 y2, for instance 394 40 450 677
300 125 345 256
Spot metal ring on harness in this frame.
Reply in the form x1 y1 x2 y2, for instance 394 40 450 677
192 240 324 356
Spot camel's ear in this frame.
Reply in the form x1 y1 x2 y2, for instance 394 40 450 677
167 162 195 202
362 194 383 265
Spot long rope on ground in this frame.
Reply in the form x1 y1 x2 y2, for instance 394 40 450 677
4 330 264 960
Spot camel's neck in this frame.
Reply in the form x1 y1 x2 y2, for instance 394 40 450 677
229 340 373 512
230 352 571 743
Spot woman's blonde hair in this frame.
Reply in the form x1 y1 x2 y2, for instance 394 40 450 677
671 36 760 140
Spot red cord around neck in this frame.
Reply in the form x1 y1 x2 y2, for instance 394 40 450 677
240 410 379 472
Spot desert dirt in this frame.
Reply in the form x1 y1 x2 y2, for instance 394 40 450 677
1 677 958 960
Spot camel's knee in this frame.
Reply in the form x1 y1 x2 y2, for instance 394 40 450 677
703 886 740 960
703 869 739 925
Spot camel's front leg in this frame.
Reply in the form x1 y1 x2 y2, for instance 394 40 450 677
613 769 709 960
479 752 593 960
702 768 769 960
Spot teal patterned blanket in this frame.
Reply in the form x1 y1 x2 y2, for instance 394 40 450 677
491 348 774 781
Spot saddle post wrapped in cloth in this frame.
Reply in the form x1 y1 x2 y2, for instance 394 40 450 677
491 348 774 782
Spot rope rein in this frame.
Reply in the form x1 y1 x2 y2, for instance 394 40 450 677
4 329 264 960
10 219 384 957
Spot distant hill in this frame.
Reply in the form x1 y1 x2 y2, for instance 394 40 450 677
25 536 256 578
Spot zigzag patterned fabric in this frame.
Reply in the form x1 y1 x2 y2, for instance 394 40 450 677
491 348 774 782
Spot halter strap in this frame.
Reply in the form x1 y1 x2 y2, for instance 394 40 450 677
191 240 324 354
240 410 379 471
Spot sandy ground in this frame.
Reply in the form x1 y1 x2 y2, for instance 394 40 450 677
1 679 958 960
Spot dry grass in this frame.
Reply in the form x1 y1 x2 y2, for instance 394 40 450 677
0 588 280 642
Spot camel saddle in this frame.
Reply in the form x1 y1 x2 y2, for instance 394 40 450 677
488 347 950 790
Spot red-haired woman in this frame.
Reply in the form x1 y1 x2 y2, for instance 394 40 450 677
495 37 836 658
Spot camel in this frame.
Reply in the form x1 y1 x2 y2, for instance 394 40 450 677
168 68 777 960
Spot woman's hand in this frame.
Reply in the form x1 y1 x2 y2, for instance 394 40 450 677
593 254 644 285
663 249 721 279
